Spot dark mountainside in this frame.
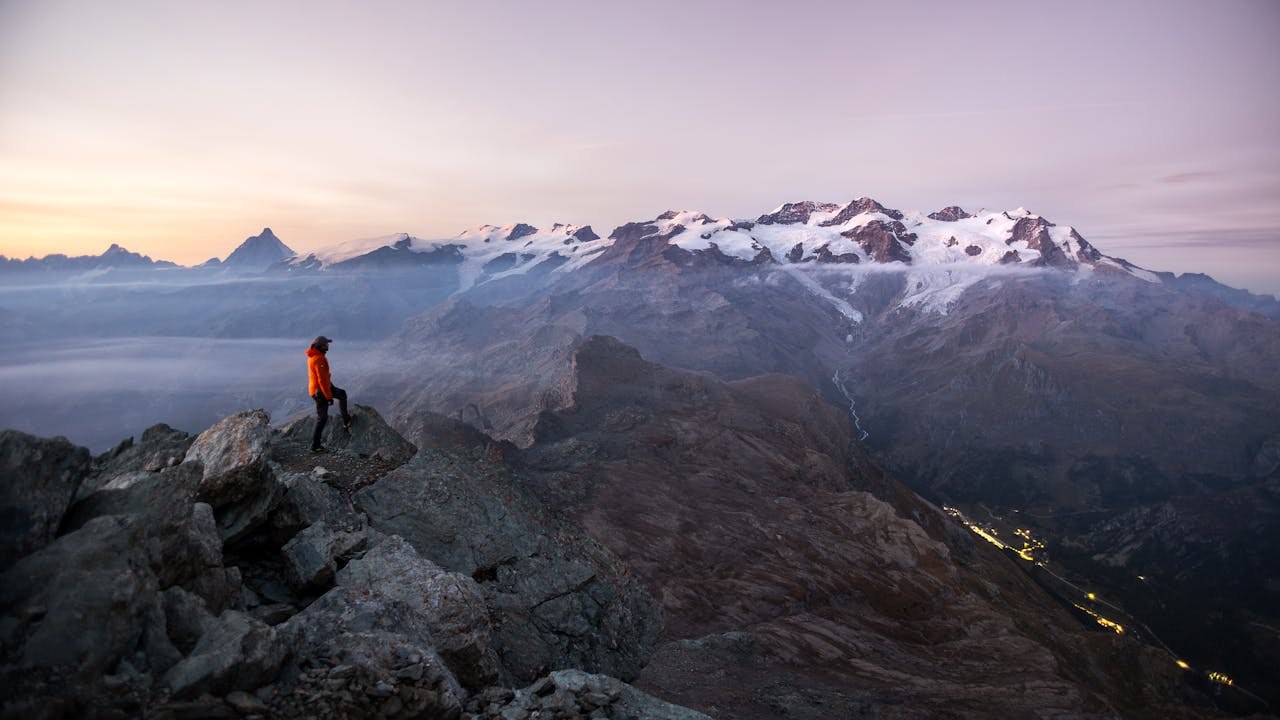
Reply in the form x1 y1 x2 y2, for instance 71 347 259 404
353 203 1280 714
217 229 297 272
3 197 1279 718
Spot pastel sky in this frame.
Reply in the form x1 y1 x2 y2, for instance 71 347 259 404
2 0 1278 295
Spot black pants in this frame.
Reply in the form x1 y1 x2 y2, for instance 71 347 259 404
311 386 350 449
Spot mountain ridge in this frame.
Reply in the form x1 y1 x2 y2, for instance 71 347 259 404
4 195 1277 307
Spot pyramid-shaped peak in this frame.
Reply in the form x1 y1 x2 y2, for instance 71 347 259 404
224 228 296 271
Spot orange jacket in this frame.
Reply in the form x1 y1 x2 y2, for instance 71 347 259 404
307 347 332 399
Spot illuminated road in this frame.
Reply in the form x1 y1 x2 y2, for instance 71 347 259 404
940 504 1255 703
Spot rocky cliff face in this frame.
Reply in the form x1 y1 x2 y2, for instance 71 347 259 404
0 404 690 719
509 337 1206 720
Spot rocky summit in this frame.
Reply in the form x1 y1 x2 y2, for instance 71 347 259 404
0 405 692 719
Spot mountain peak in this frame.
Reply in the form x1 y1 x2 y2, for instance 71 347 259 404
223 228 296 271
96 243 169 267
818 197 905 226
756 201 841 226
928 206 974 222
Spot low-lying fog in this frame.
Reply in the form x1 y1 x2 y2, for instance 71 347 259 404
3 337 377 453
0 267 464 452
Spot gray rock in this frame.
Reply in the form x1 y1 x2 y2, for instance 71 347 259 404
547 669 711 720
249 602 294 626
281 521 371 590
0 430 92 570
224 689 267 714
281 404 416 465
339 536 497 687
164 586 217 655
60 460 201 536
214 469 284 545
271 471 364 534
153 502 228 597
184 410 273 509
83 423 194 501
163 610 286 700
356 450 661 683
0 515 160 681
183 566 242 617
0 481 240 690
279 629 465 718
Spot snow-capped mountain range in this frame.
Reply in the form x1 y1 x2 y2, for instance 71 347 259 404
278 196 1170 315
9 195 1271 316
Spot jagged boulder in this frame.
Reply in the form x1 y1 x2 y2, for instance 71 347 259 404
0 449 247 705
281 521 374 590
80 423 193 501
356 448 662 683
282 404 416 465
336 536 498 688
0 406 687 718
0 514 171 681
282 535 497 692
0 430 91 569
271 470 365 534
265 631 466 719
58 461 241 615
162 609 286 700
184 409 273 509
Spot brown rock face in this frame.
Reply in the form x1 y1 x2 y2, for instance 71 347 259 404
1008 216 1074 267
514 337 1188 720
755 201 840 225
812 243 860 263
929 205 974 221
841 221 914 263
818 196 905 226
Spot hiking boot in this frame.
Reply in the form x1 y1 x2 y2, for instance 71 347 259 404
310 445 327 454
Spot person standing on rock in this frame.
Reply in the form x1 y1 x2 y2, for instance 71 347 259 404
306 335 354 453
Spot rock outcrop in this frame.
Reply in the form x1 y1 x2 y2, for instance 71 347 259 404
356 449 662 684
928 205 974 221
282 403 417 467
0 430 91 569
0 403 679 719
513 336 1208 719
184 409 274 509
